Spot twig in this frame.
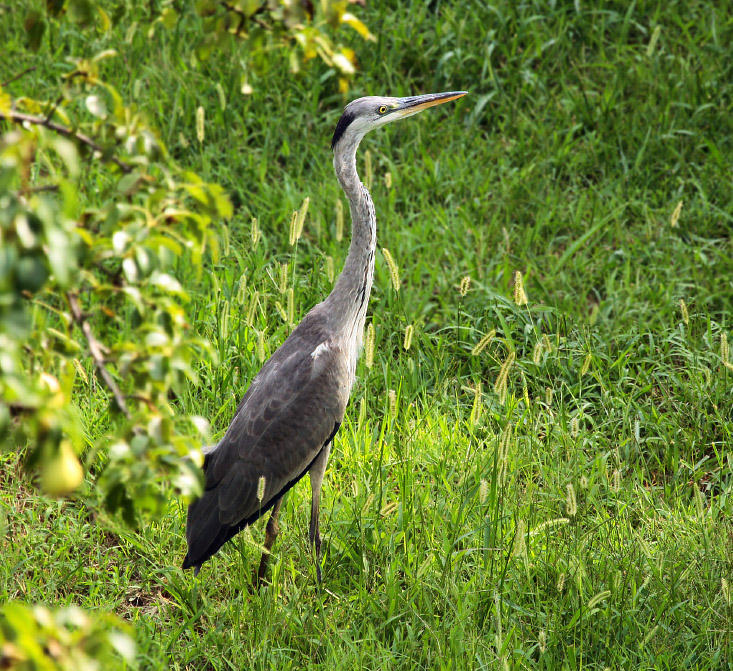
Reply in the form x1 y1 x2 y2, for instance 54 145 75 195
2 66 36 87
0 111 132 174
67 292 132 420
44 94 64 124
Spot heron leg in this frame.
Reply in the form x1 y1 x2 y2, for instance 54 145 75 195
254 495 283 588
309 442 332 584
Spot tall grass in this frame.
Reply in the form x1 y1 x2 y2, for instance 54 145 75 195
1 1 731 669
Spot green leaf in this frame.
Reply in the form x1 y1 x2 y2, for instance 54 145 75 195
46 327 82 355
108 631 136 662
85 94 107 118
52 137 80 176
117 172 142 195
341 12 375 41
15 255 48 293
150 271 187 298
46 227 75 286
122 257 138 283
159 7 179 30
67 0 95 26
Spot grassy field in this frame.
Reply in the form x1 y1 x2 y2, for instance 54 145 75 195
1 0 732 668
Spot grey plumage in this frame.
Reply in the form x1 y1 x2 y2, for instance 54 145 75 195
182 91 467 584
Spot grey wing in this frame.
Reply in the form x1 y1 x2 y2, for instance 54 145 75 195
183 336 349 569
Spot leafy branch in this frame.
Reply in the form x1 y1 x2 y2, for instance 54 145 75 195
66 292 132 420
0 110 132 173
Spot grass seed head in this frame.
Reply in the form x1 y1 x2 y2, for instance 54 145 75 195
220 301 229 340
721 332 729 365
403 324 414 351
196 105 205 143
288 210 298 246
565 483 577 516
335 199 344 242
670 199 683 227
256 330 266 363
679 298 689 325
470 382 483 426
388 389 397 418
365 322 375 368
251 217 260 248
513 518 527 559
246 290 259 327
381 247 400 292
384 172 392 189
570 415 580 439
587 590 611 610
364 149 372 190
325 255 334 283
694 483 706 518
295 196 309 240
514 270 528 306
642 625 659 647
494 351 515 403
471 329 496 356
459 275 471 297
256 475 266 502
581 353 592 376
215 82 226 110
646 23 662 56
278 263 288 293
531 517 569 535
236 273 247 305
479 478 488 504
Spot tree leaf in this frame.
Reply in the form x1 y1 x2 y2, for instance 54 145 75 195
85 95 107 118
341 12 375 41
150 271 187 298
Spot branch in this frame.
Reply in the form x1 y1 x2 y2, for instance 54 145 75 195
2 66 36 87
0 111 132 174
67 292 132 420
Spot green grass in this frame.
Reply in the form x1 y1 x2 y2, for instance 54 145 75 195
1 0 732 669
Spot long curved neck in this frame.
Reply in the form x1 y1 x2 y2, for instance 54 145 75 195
324 139 377 357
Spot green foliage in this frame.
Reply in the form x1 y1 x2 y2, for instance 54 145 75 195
0 602 135 670
0 61 229 514
20 0 371 91
0 0 371 512
0 0 732 670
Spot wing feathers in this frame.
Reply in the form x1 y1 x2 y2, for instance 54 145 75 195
184 322 350 570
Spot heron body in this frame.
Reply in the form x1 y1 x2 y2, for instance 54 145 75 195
183 91 467 584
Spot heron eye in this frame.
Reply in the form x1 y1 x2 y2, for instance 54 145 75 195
378 105 388 114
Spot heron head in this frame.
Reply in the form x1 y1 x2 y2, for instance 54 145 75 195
331 91 467 151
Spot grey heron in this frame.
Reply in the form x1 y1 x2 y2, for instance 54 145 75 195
182 91 467 585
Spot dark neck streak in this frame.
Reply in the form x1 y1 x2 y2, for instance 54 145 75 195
324 142 377 342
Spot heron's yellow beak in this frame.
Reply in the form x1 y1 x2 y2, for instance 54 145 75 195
395 91 467 117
